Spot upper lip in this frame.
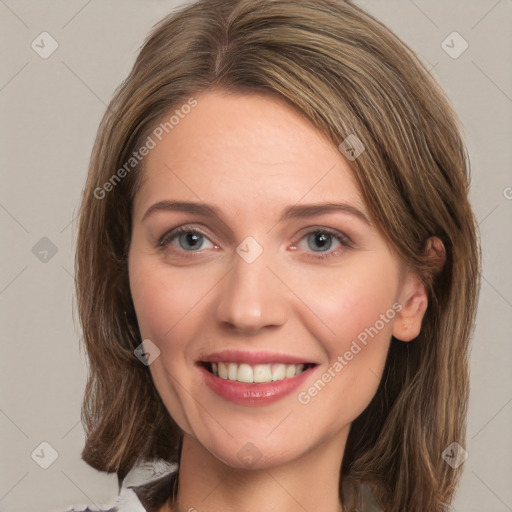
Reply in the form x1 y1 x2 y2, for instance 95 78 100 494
199 349 318 365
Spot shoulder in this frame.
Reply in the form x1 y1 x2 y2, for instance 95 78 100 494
65 486 145 512
64 466 178 512
128 470 177 512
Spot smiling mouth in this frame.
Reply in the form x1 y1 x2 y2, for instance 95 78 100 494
200 361 316 384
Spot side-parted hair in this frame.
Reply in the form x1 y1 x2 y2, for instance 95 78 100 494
75 1 481 510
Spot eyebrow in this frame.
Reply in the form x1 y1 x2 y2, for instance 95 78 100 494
141 200 371 226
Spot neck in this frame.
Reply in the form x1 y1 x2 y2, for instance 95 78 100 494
170 429 348 512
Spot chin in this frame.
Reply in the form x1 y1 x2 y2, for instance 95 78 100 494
196 431 303 471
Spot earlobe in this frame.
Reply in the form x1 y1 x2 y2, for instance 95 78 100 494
392 236 445 342
392 273 429 342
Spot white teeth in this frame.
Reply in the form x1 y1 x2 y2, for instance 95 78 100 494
209 362 308 383
272 364 286 381
228 362 238 381
254 364 272 383
237 363 253 383
285 365 296 378
218 362 228 379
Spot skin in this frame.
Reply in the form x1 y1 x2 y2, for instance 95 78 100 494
128 89 430 512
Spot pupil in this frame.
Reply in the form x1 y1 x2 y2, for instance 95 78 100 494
309 232 332 251
180 232 201 250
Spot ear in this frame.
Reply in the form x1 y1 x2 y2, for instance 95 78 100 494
392 271 428 342
392 237 445 342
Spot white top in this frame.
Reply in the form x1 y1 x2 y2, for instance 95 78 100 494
66 462 178 512
111 487 147 512
66 487 147 512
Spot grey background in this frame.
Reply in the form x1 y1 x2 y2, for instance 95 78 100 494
1 1 511 511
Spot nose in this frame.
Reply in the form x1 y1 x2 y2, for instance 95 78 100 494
215 249 289 333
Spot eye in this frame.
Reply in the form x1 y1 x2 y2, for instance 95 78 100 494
158 226 216 253
292 228 352 259
157 225 353 260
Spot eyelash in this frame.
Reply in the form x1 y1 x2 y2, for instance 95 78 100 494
157 225 353 260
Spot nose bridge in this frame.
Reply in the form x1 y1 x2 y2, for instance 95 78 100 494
215 238 287 331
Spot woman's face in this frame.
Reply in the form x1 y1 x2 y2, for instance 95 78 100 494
128 90 426 469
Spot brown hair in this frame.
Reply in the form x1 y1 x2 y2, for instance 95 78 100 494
75 1 481 510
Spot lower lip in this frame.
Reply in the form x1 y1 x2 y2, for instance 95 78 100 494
199 365 316 407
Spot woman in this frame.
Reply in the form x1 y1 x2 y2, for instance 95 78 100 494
73 0 480 511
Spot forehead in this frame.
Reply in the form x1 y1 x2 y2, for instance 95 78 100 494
133 90 365 220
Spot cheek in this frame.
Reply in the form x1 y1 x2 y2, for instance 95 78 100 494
129 256 210 342
292 258 398 416
296 257 400 348
128 256 208 434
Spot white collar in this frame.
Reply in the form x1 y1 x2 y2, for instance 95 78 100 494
112 487 147 512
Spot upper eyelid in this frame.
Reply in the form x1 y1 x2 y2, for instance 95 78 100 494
161 223 214 237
